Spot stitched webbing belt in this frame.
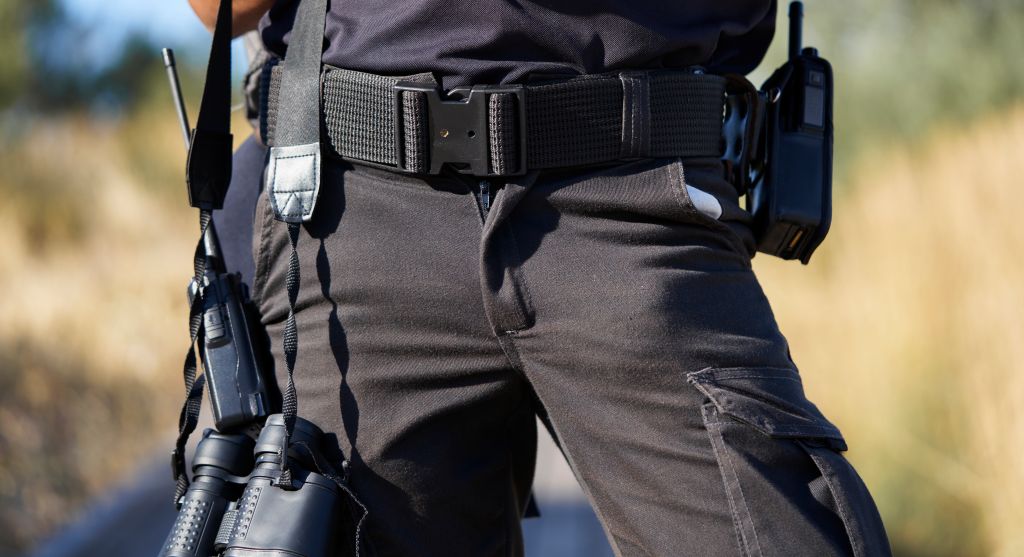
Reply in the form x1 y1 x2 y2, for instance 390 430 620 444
260 63 727 177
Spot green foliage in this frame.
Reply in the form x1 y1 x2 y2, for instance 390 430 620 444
752 0 1024 173
0 0 204 114
0 1 59 107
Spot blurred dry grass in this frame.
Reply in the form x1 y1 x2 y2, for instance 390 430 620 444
0 104 1022 555
757 106 1024 556
0 113 194 553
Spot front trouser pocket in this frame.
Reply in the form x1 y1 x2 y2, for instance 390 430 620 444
689 366 891 557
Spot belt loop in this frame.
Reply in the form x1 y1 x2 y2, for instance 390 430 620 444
396 89 430 174
487 92 522 175
618 71 651 159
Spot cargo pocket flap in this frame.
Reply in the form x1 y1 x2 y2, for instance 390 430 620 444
688 366 846 450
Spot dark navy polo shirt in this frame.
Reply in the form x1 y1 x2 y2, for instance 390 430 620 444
260 1 776 90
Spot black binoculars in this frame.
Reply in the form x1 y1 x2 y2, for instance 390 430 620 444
160 415 348 557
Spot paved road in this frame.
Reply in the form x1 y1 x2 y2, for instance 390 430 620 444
31 425 614 557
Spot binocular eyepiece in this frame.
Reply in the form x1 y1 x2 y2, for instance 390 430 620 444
160 415 348 557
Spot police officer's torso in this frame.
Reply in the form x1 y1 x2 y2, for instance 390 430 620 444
259 0 777 89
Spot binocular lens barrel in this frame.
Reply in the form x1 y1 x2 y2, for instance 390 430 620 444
160 431 254 557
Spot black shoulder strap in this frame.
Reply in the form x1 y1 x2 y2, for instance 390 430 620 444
264 0 328 223
185 0 233 210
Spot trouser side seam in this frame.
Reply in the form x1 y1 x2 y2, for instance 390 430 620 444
702 406 763 557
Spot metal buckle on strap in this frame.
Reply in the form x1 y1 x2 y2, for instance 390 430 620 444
393 82 527 176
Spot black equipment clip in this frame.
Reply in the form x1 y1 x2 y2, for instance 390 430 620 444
722 75 766 196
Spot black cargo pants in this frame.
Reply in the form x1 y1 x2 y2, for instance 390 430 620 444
246 149 891 556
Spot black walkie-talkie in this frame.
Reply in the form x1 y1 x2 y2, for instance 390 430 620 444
748 1 834 263
185 236 274 432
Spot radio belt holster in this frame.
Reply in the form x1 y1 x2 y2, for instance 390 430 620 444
259 63 729 188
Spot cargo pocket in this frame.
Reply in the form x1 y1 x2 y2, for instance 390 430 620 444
687 366 890 557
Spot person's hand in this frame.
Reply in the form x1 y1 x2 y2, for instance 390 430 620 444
188 0 277 36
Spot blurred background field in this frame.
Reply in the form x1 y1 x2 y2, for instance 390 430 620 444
1 0 1023 555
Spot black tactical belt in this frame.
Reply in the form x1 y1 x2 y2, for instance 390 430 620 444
260 63 727 177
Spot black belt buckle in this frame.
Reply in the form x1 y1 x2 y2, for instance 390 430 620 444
393 82 527 175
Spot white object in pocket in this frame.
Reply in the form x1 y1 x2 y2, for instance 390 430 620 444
685 183 723 221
